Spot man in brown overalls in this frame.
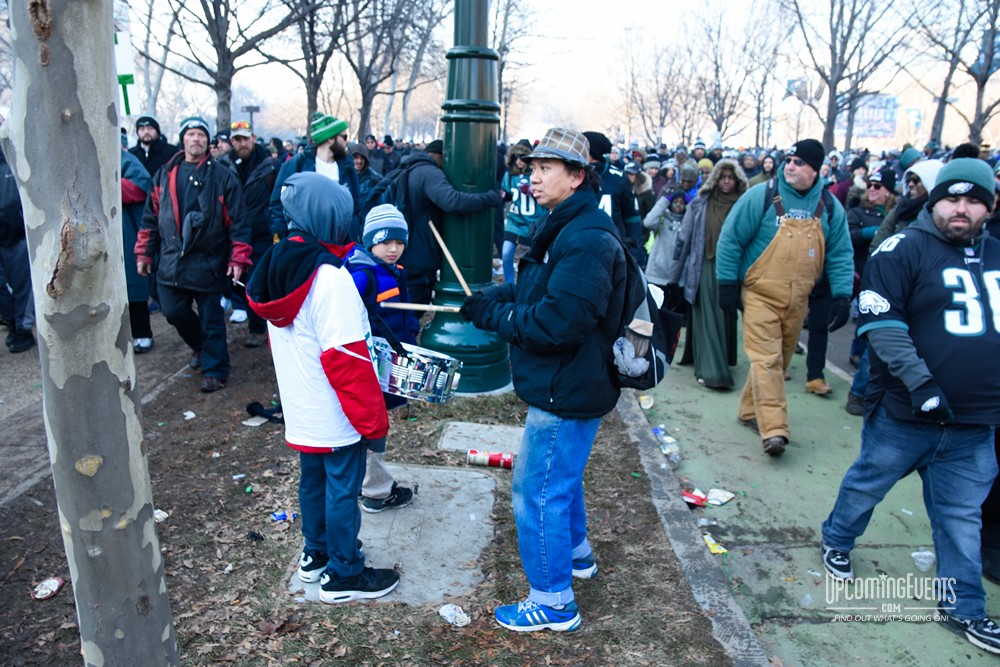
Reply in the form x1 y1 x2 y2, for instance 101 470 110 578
715 139 855 456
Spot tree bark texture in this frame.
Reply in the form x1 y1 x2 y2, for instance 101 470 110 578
3 1 178 664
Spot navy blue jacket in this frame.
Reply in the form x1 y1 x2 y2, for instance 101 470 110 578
268 145 360 239
474 189 627 419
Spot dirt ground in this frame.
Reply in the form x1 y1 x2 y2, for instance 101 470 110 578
0 340 732 666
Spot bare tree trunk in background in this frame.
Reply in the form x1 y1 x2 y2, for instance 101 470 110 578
382 68 398 139
139 2 178 116
3 1 177 664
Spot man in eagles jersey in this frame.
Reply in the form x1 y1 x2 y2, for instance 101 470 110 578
821 159 1000 655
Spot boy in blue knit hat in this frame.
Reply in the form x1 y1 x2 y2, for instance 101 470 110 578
347 204 418 512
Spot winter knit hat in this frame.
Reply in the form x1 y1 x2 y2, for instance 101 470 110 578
310 112 348 145
582 131 612 161
135 115 161 135
868 166 897 192
899 147 922 170
927 158 996 210
787 139 825 173
178 116 210 142
363 204 409 249
643 159 661 170
679 162 700 182
697 158 714 171
425 139 443 154
624 162 641 175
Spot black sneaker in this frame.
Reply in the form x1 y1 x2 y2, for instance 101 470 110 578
319 567 399 604
298 549 329 583
361 482 413 514
938 609 1000 655
821 543 854 580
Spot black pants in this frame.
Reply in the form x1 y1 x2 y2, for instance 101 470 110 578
806 275 832 382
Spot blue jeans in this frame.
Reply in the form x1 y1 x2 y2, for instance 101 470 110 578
822 407 997 619
299 444 367 579
158 285 229 379
512 406 602 607
501 239 517 284
849 348 870 397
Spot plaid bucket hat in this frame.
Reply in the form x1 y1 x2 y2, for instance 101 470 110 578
524 128 590 167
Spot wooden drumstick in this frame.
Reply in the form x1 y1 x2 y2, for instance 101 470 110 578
427 220 472 297
380 302 461 313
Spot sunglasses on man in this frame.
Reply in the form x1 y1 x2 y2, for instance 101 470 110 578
785 157 806 167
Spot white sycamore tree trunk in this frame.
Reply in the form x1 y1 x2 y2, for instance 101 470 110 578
2 1 178 664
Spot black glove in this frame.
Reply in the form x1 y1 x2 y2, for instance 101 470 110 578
827 296 851 332
910 380 955 422
664 283 683 311
718 282 743 318
460 291 491 326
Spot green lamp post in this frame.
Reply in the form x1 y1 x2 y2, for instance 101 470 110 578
420 0 511 392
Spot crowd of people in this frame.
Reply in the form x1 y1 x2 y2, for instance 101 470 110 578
3 110 1000 653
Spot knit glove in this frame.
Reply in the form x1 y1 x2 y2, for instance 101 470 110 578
718 283 743 318
460 291 492 328
910 380 955 422
827 296 851 332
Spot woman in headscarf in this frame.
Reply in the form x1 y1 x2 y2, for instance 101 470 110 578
665 159 749 389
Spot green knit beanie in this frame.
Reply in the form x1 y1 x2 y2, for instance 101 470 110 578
899 147 922 171
310 112 348 145
927 158 996 210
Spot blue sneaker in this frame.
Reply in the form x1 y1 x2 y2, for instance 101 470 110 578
572 552 598 579
495 599 581 632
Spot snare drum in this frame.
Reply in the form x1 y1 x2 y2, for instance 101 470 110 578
371 338 463 403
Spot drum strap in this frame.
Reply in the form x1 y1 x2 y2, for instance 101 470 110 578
365 306 408 357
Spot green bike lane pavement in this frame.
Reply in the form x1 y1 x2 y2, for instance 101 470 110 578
643 337 999 666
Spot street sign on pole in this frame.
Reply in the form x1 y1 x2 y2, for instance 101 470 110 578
241 105 260 129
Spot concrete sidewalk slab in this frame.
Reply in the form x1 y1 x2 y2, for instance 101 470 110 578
647 338 1000 665
438 421 523 454
288 464 497 606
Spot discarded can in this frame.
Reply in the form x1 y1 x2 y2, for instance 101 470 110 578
270 510 288 522
467 450 514 469
31 577 64 600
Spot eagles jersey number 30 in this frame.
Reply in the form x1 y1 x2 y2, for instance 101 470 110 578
858 227 1000 425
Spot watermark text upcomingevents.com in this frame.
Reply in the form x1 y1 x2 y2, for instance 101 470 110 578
825 573 956 622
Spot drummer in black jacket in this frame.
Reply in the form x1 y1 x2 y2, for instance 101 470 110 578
461 128 627 633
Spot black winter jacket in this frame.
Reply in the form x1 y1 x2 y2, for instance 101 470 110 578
475 189 627 419
135 153 251 293
219 145 279 252
0 153 24 248
399 152 501 283
129 138 179 179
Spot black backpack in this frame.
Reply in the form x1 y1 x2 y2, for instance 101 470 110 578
359 163 415 222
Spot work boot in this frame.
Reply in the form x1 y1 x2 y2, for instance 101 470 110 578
845 392 864 416
805 378 833 396
762 436 787 457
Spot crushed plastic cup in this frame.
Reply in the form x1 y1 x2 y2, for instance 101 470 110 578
707 488 736 506
439 603 470 627
639 395 654 409
696 517 717 527
800 593 813 608
153 509 169 523
912 549 935 573
31 577 64 600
